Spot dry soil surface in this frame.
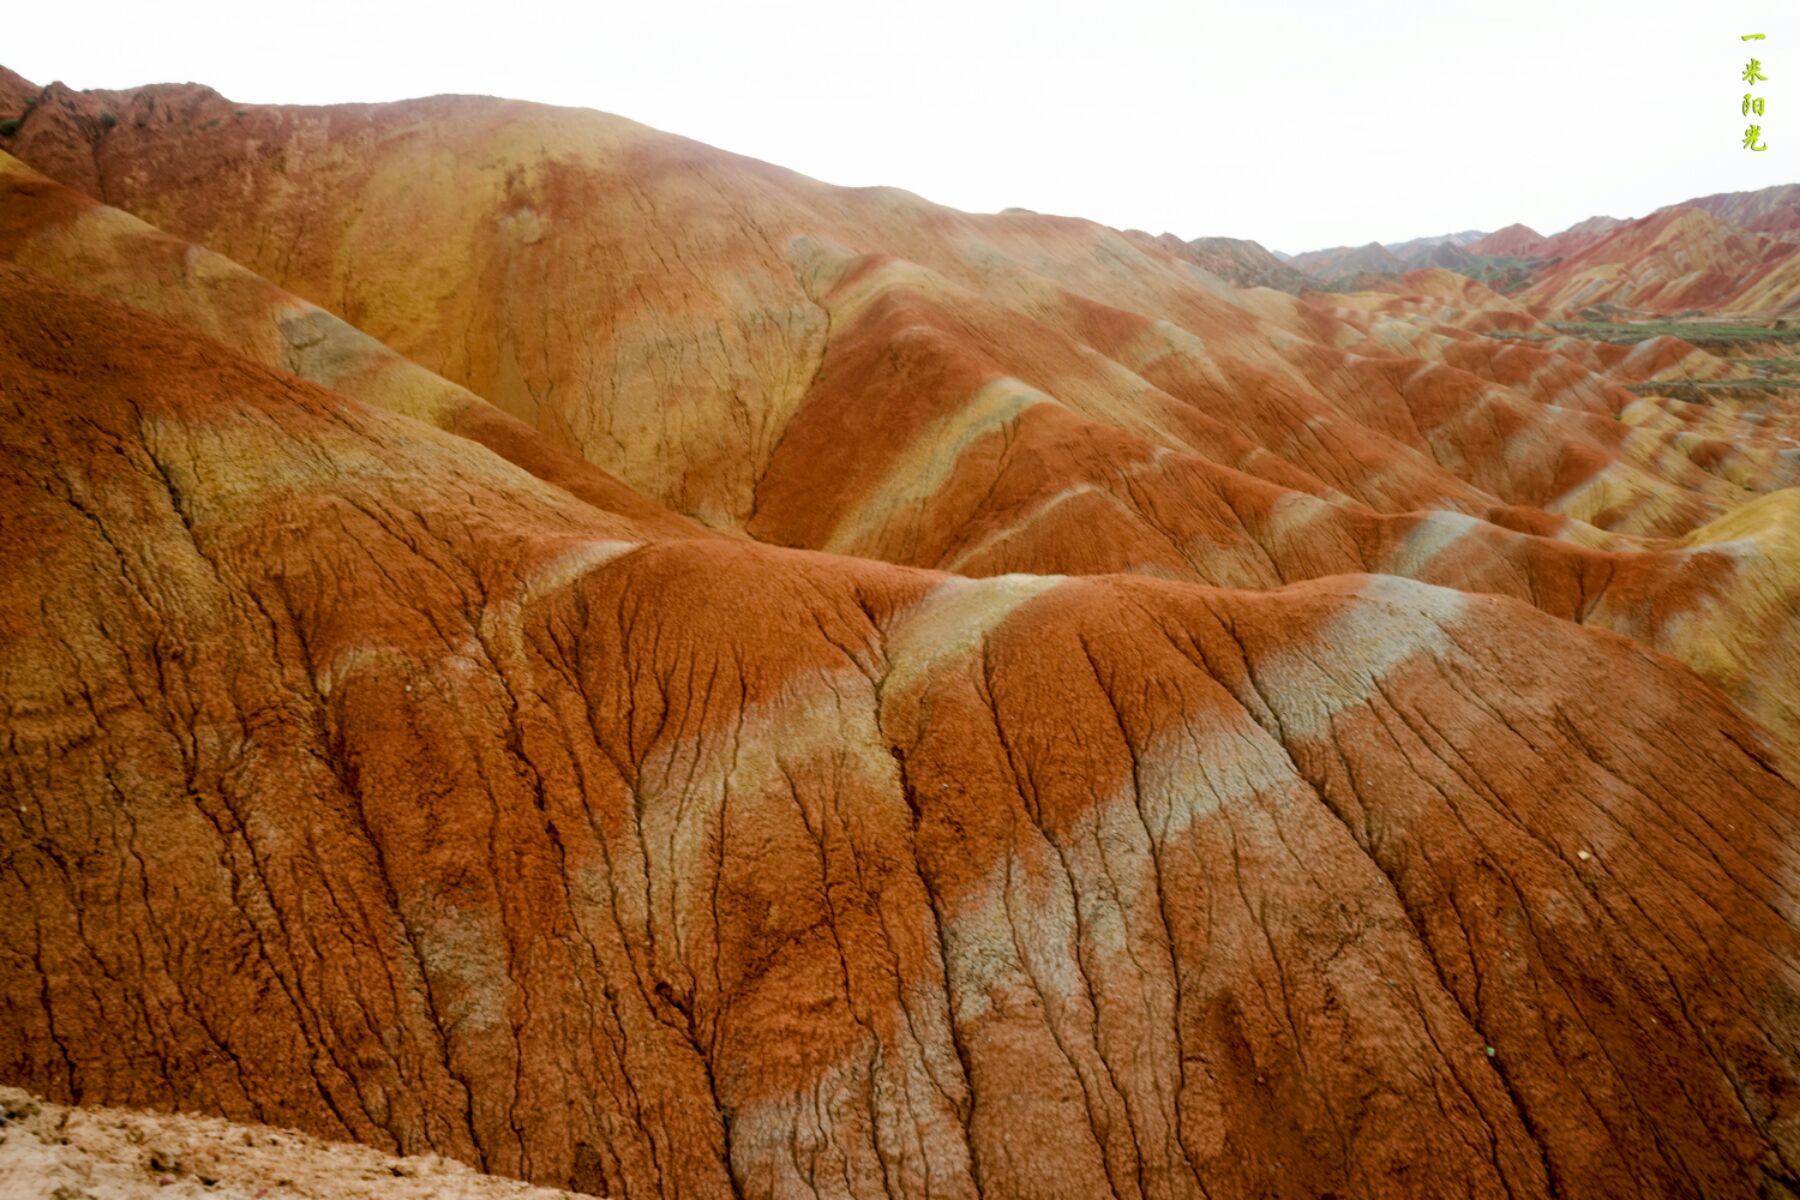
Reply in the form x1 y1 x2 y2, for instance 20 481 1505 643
0 1087 583 1200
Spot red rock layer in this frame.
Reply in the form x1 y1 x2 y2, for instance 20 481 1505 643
6 256 1800 1199
4 68 1800 1200
1285 241 1406 280
0 78 1777 549
1526 207 1800 315
1466 224 1551 259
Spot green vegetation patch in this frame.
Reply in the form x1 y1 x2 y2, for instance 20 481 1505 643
1548 320 1800 347
1457 254 1547 294
1625 378 1800 402
1741 355 1800 376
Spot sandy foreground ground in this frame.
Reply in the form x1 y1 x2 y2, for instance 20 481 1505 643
0 1087 584 1199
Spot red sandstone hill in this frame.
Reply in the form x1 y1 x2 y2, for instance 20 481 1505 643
5 66 1800 1200
1524 204 1800 314
1277 185 1800 311
1466 223 1551 258
1182 234 1321 293
1665 183 1800 228
1381 230 1486 264
1285 239 1406 280
1747 206 1800 239
1540 214 1625 259
1120 230 1319 294
9 260 1800 1200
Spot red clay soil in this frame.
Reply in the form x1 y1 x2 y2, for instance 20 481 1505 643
5 261 1800 1199
5 69 1800 1200
1526 206 1800 313
0 1085 582 1199
1465 224 1552 259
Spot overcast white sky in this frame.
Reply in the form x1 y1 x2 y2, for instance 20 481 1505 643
7 0 1794 251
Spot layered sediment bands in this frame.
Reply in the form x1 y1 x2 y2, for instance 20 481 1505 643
12 78 1800 748
7 268 1800 1198
14 139 1800 763
0 151 705 543
1523 206 1800 316
1 80 1777 540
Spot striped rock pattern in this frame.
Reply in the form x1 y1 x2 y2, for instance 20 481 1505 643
3 72 1800 1200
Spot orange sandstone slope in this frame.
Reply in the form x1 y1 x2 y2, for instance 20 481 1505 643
4 77 1800 841
7 261 1800 1200
1665 183 1800 229
1465 224 1551 259
0 149 704 543
1525 205 1800 315
0 75 1786 552
5 69 1800 821
6 68 1800 1200
1284 241 1407 280
0 78 1691 535
6 141 1800 764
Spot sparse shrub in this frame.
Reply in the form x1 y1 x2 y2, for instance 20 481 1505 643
0 118 18 137
233 109 247 118
203 117 221 129
100 110 118 129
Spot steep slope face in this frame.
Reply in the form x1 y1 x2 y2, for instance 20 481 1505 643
1403 240 1474 270
0 149 704 544
1122 231 1318 294
1747 206 1800 239
1540 215 1626 260
7 84 1800 764
1184 235 1312 286
1526 206 1800 315
1381 230 1486 262
1286 240 1406 279
1666 183 1800 228
3 74 1764 547
8 265 1800 1200
9 75 1304 531
0 66 33 117
1466 224 1550 259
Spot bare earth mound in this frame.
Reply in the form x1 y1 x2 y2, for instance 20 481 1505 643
3 67 1800 1200
0 1086 580 1199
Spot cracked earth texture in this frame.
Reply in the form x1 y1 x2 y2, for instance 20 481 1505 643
3 69 1800 1200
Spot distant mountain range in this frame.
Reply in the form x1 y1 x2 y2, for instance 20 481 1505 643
1164 184 1800 312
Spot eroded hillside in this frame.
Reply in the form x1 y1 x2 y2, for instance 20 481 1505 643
3 69 1800 1200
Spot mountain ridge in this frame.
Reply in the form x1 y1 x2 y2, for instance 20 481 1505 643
3 64 1800 1200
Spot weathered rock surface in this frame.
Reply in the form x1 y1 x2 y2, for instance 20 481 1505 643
1664 184 1800 230
0 1085 582 1199
7 261 1800 1198
1285 241 1407 281
1122 231 1319 294
4 67 1800 1200
1524 206 1800 316
1466 225 1551 260
1381 230 1486 265
0 76 1781 544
